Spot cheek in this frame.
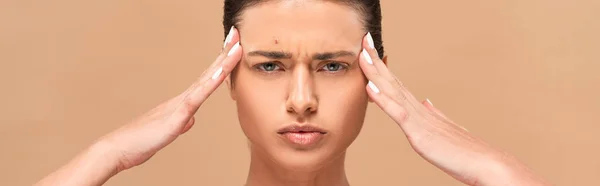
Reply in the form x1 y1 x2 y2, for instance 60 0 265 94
233 70 287 141
315 71 368 135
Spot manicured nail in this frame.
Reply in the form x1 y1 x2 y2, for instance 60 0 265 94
223 26 235 48
362 49 373 65
227 42 240 56
211 66 223 80
368 81 379 93
426 98 433 106
366 32 375 49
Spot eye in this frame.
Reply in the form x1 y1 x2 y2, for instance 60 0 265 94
319 62 348 72
255 62 282 72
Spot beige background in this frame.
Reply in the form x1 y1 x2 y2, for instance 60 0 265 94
1 0 599 185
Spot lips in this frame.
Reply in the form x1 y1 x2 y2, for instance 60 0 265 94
277 125 327 148
277 125 327 134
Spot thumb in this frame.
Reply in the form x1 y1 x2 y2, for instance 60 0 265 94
180 116 195 134
422 99 451 121
421 99 468 132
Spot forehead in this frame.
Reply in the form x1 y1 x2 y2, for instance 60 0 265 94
238 1 365 53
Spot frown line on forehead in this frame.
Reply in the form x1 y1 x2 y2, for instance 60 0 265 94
247 50 356 60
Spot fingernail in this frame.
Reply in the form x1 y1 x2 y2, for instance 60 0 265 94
211 66 223 80
368 81 380 93
426 98 433 106
366 32 375 49
223 26 235 48
227 42 240 56
362 49 373 65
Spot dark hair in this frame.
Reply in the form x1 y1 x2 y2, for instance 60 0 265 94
222 0 384 59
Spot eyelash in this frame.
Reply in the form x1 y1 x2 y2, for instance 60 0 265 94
253 61 349 73
254 62 283 72
319 62 350 73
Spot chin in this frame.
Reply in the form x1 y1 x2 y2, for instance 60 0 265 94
270 147 342 172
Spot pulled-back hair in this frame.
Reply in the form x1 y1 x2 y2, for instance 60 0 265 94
222 0 384 59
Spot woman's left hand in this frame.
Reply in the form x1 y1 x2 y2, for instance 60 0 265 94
359 33 549 186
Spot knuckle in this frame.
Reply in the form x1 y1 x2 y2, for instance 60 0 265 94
390 89 407 103
390 106 409 124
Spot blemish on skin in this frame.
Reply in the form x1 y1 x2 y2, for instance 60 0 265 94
275 39 279 44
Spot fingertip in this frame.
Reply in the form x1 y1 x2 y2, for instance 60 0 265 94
362 33 379 59
222 27 241 58
422 99 436 111
362 48 373 65
366 32 375 49
365 83 381 103
425 99 434 106
368 81 380 94
223 26 239 49
230 27 240 47
224 42 243 71
227 42 240 56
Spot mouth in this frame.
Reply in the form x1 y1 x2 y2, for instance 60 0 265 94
277 124 327 148
277 125 327 134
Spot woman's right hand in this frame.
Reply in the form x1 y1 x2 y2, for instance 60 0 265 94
103 28 241 171
35 27 241 186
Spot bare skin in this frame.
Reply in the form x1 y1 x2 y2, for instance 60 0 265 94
34 27 243 186
231 2 367 186
359 34 549 186
34 1 549 186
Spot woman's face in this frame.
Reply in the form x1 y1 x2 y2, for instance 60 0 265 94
230 1 369 171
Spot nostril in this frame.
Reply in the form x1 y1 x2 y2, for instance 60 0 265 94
286 91 318 115
286 104 316 115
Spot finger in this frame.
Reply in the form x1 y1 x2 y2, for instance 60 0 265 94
164 27 240 109
360 33 427 108
361 32 394 79
214 26 240 70
358 35 410 106
359 48 412 110
168 29 243 125
360 50 413 125
186 26 240 97
366 81 410 124
359 49 396 96
358 33 433 128
186 41 241 105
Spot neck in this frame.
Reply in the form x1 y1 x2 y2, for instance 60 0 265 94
245 149 350 186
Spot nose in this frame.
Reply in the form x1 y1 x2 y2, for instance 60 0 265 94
285 66 318 115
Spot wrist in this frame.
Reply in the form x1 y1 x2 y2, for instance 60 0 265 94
88 139 125 175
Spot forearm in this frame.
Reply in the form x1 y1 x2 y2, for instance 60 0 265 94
478 152 549 186
35 140 122 186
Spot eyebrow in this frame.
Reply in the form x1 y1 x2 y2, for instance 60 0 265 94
247 50 356 60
